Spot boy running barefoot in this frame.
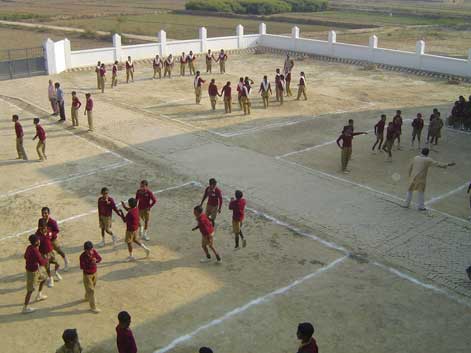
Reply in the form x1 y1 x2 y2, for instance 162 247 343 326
116 311 138 353
98 187 123 247
229 190 247 249
39 206 70 271
23 234 48 314
135 180 157 241
200 178 223 227
79 241 102 313
37 218 61 288
121 198 151 261
192 205 221 263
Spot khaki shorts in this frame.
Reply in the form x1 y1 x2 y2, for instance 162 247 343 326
201 233 214 247
125 230 139 243
232 220 242 235
99 215 112 230
51 239 62 252
42 251 56 264
26 268 47 292
205 205 218 220
139 209 150 223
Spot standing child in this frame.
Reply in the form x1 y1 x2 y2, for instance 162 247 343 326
275 68 281 102
236 77 245 110
39 206 70 271
71 91 81 127
164 54 174 78
336 126 367 173
429 111 444 146
382 121 396 162
277 74 285 105
37 218 61 288
48 79 58 115
153 54 163 79
259 75 272 109
187 51 196 75
116 311 138 353
392 110 403 150
12 114 28 160
208 79 218 110
220 81 232 113
23 234 48 314
33 118 47 161
411 113 424 149
192 205 222 263
121 198 151 261
99 64 106 93
79 241 102 313
55 82 66 121
111 61 118 88
296 72 307 101
98 187 123 247
229 190 247 249
217 49 227 74
372 114 386 153
84 93 94 132
194 71 205 105
95 61 101 90
285 71 292 97
135 180 157 241
200 178 223 226
241 80 251 115
180 52 187 76
205 49 214 73
56 329 83 353
296 322 319 353
126 56 134 83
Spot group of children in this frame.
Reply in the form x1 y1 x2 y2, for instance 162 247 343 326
448 95 471 130
22 178 247 314
12 115 47 161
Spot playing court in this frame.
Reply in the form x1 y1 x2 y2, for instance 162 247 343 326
0 52 470 353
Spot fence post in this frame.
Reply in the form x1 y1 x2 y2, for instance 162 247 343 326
199 27 207 53
113 33 122 62
328 30 336 56
64 38 71 69
159 30 167 57
468 49 471 63
416 40 425 69
368 35 377 62
236 24 244 49
259 22 266 35
43 38 57 75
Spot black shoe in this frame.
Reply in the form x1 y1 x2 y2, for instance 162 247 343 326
466 266 471 281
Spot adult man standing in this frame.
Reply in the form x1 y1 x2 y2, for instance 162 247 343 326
55 82 66 122
402 148 455 210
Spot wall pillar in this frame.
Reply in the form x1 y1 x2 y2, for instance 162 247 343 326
199 27 207 53
113 33 122 62
63 38 71 69
368 35 377 61
259 22 266 35
43 38 57 75
291 26 300 39
416 40 425 69
328 30 336 56
159 30 167 57
467 49 471 63
236 24 244 49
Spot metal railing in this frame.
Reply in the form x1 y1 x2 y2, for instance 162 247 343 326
0 47 46 80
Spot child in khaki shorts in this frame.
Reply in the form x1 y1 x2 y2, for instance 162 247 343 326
23 234 48 314
229 190 247 249
121 198 151 261
200 178 223 227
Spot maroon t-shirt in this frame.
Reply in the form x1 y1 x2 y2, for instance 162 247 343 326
116 326 137 353
298 338 319 353
125 208 140 231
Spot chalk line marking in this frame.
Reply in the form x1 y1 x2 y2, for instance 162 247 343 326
153 255 348 353
425 182 469 206
0 181 198 242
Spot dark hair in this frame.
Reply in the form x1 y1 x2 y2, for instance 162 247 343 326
297 322 314 338
211 79 215 83
114 60 118 64
348 119 354 124
226 81 231 85
84 241 93 250
38 218 48 228
199 348 213 353
263 75 267 79
196 71 200 75
421 147 430 156
194 205 203 214
41 206 50 214
86 93 91 98
276 68 280 72
417 113 422 117
62 329 78 343
33 118 40 124
118 311 131 323
72 91 76 95
433 108 439 113
209 178 217 185
101 187 109 194
381 114 386 118
55 82 60 88
12 114 19 120
235 190 243 199
396 110 401 115
128 198 137 208
140 180 148 186
300 71 305 76
29 234 38 245
239 77 244 82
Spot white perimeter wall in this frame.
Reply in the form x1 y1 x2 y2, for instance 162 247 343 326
45 24 471 78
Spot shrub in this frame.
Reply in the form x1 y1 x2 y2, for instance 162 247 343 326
185 0 327 14
185 0 239 12
238 0 292 14
285 0 328 12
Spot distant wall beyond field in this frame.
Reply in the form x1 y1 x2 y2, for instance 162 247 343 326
44 23 471 79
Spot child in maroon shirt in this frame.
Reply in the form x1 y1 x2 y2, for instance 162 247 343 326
121 197 151 261
200 178 223 227
23 234 48 314
296 322 319 353
79 241 102 313
33 117 47 161
116 311 138 353
135 180 157 241
37 218 61 288
229 190 247 249
192 205 221 263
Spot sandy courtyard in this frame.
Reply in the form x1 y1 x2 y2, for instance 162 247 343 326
0 52 470 353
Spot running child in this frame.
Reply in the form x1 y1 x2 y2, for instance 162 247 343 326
372 114 386 153
192 205 222 263
79 241 102 313
121 198 151 261
200 178 223 226
23 234 48 314
37 218 61 288
33 117 47 161
39 206 70 271
116 311 138 353
229 190 247 249
135 180 157 241
98 187 123 247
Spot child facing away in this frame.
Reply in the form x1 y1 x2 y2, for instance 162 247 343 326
116 311 138 353
228 190 247 250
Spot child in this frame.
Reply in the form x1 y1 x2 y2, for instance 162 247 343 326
153 54 163 79
180 52 187 76
236 77 244 110
296 72 307 101
194 71 205 105
200 178 223 226
259 75 272 109
275 68 281 102
99 63 106 93
277 74 285 105
79 241 102 313
208 79 218 110
199 348 213 353
12 114 28 160
192 205 221 263
135 180 157 241
32 117 47 161
116 311 138 353
382 122 396 162
71 91 81 127
95 61 101 89
126 56 134 83
296 322 319 353
98 187 123 247
23 234 48 314
372 114 386 153
84 93 94 132
56 329 83 353
37 218 61 287
164 54 174 78
220 81 232 113
111 60 118 88
336 126 367 173
411 113 424 149
187 51 196 75
121 198 151 261
392 110 403 150
229 190 247 249
217 48 227 74
39 206 70 271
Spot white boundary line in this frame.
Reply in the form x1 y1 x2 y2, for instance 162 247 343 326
425 182 469 206
153 255 349 353
0 160 130 199
0 181 198 242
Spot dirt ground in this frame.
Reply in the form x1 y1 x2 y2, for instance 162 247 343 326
0 52 470 353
